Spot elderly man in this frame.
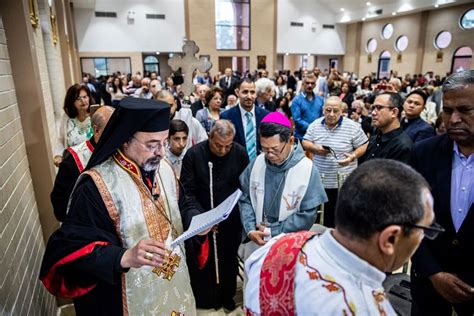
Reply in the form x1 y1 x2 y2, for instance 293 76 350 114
191 84 210 117
291 73 325 139
245 159 440 315
133 77 153 99
302 96 368 227
50 105 114 222
401 90 436 143
410 70 474 316
255 78 276 111
181 120 249 313
239 112 327 260
40 98 199 315
360 92 413 164
220 79 269 161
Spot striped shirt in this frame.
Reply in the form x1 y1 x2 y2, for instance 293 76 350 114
304 117 368 188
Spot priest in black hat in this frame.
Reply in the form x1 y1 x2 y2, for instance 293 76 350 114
40 97 199 315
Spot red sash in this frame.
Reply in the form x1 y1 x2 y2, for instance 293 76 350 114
259 231 316 316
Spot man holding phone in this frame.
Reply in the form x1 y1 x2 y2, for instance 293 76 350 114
302 96 368 227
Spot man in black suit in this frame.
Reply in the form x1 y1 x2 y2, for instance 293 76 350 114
255 78 276 112
191 84 210 117
410 70 474 315
220 79 269 161
219 68 238 105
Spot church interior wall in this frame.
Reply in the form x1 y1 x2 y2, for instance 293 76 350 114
357 12 423 78
276 0 347 56
422 3 474 75
187 0 277 75
0 7 57 315
73 0 186 53
346 2 474 78
37 0 66 126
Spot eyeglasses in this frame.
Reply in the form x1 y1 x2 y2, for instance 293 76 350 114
261 141 288 155
76 95 89 101
404 221 445 240
371 104 394 112
133 137 169 153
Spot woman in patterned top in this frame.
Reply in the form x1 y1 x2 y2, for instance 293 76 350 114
54 84 94 166
196 87 224 134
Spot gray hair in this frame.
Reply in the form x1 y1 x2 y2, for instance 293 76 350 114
255 78 275 96
442 70 474 93
155 89 173 101
209 119 235 138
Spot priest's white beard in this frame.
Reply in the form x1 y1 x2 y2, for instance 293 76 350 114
143 156 161 171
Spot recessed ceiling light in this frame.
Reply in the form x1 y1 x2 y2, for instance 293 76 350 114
285 53 289 56
362 17 366 21
155 52 160 55
340 8 345 12
366 2 371 5
434 4 439 8
307 53 311 56
392 12 397 16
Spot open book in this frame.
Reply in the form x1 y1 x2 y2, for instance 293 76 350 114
170 189 242 248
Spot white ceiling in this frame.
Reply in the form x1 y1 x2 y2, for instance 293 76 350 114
317 0 473 23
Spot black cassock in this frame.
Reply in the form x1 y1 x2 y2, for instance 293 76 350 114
40 170 200 316
181 140 249 310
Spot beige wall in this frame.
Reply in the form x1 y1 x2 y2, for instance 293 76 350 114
422 3 474 75
186 0 277 75
359 13 423 78
345 3 474 78
0 13 57 315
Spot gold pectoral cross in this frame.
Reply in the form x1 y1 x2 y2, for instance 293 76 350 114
152 251 181 281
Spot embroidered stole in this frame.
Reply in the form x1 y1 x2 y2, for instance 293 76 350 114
249 154 312 223
83 151 195 316
259 231 317 316
66 140 94 172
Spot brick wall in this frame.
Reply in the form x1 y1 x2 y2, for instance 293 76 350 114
0 16 57 316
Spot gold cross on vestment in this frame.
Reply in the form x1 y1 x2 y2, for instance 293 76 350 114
152 252 181 281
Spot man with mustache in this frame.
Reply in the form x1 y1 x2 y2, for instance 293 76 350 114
410 70 474 315
40 97 201 315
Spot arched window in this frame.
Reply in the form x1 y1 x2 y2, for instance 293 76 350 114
215 0 250 50
434 31 452 50
452 46 473 73
460 8 474 30
143 55 160 74
381 23 394 40
366 38 377 53
378 51 391 79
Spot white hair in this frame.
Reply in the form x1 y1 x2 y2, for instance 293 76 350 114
255 78 275 96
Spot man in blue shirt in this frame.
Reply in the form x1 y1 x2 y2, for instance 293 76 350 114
291 73 324 139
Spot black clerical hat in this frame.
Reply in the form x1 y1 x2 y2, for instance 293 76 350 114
85 97 170 169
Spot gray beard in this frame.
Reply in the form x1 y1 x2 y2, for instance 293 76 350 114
143 157 161 171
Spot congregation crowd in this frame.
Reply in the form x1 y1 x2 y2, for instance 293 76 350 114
40 65 473 316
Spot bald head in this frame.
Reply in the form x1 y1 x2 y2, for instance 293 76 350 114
92 106 115 143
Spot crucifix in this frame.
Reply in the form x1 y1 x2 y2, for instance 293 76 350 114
152 251 181 281
168 40 213 96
